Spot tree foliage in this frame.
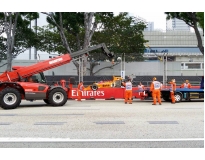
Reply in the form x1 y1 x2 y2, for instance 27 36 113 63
0 12 39 71
91 12 147 62
196 12 204 36
165 12 204 55
37 12 147 75
40 12 116 76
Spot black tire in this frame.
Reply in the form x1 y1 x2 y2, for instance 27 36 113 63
43 99 50 104
0 88 21 109
163 96 171 102
175 92 182 103
48 88 67 106
91 84 98 91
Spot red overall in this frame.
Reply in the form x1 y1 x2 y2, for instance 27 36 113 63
150 81 162 105
77 82 84 101
138 84 145 100
124 81 132 104
169 81 176 103
181 83 191 89
180 81 191 100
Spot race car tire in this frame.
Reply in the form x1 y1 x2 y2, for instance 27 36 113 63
162 96 171 102
91 84 98 91
48 88 68 106
0 88 21 110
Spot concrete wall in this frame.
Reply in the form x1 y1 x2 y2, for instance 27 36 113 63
1 60 203 76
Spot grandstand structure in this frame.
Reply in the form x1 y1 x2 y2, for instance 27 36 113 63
143 30 204 80
144 30 203 47
143 30 203 58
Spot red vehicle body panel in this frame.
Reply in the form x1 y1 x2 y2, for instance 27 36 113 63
0 54 72 82
67 85 200 100
67 87 144 99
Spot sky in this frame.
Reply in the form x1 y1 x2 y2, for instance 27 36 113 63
129 12 167 30
37 12 167 30
1 0 203 61
38 12 167 29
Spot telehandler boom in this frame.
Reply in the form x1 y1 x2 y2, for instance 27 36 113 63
0 43 114 109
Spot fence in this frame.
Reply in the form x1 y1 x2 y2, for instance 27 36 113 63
45 75 203 88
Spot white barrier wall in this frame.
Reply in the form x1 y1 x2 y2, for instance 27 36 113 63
0 60 203 76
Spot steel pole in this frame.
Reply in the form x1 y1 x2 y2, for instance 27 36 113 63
34 19 37 60
79 58 80 83
165 54 168 86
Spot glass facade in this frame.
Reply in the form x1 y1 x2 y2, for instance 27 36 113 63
181 62 204 70
144 47 200 54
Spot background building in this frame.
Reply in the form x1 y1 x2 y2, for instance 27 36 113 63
144 22 154 31
166 18 190 31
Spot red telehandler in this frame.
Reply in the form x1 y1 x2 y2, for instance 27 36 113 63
0 43 114 109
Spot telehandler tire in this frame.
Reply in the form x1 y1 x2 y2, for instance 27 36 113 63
0 88 21 109
48 88 68 106
43 99 50 104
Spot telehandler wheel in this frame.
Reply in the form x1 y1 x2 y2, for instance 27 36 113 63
43 99 50 104
0 88 21 109
48 88 68 106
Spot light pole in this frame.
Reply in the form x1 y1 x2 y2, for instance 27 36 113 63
73 56 83 83
163 52 168 86
120 53 125 79
34 18 37 60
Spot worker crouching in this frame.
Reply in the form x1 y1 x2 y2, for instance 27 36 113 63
138 82 145 100
150 77 162 105
122 78 133 104
77 81 84 101
169 79 176 104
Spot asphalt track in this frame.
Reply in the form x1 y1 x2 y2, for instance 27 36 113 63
0 98 204 148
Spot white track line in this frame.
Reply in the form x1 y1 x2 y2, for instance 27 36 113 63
0 138 203 142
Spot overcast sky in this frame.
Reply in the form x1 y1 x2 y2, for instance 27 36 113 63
129 12 167 30
37 12 166 29
3 0 202 60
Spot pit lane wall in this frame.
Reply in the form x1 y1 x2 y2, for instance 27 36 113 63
67 86 203 102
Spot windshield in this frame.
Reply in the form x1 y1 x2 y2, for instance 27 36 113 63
26 73 47 84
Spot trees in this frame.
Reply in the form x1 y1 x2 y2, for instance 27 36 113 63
0 12 39 71
92 12 147 61
89 13 147 75
40 12 115 76
37 12 147 75
196 12 204 36
165 12 204 55
0 12 19 71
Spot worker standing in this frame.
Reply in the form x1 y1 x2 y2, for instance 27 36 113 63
28 76 34 82
77 81 84 101
169 79 176 104
180 80 191 88
138 82 145 100
122 78 133 104
150 77 162 105
180 80 191 101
